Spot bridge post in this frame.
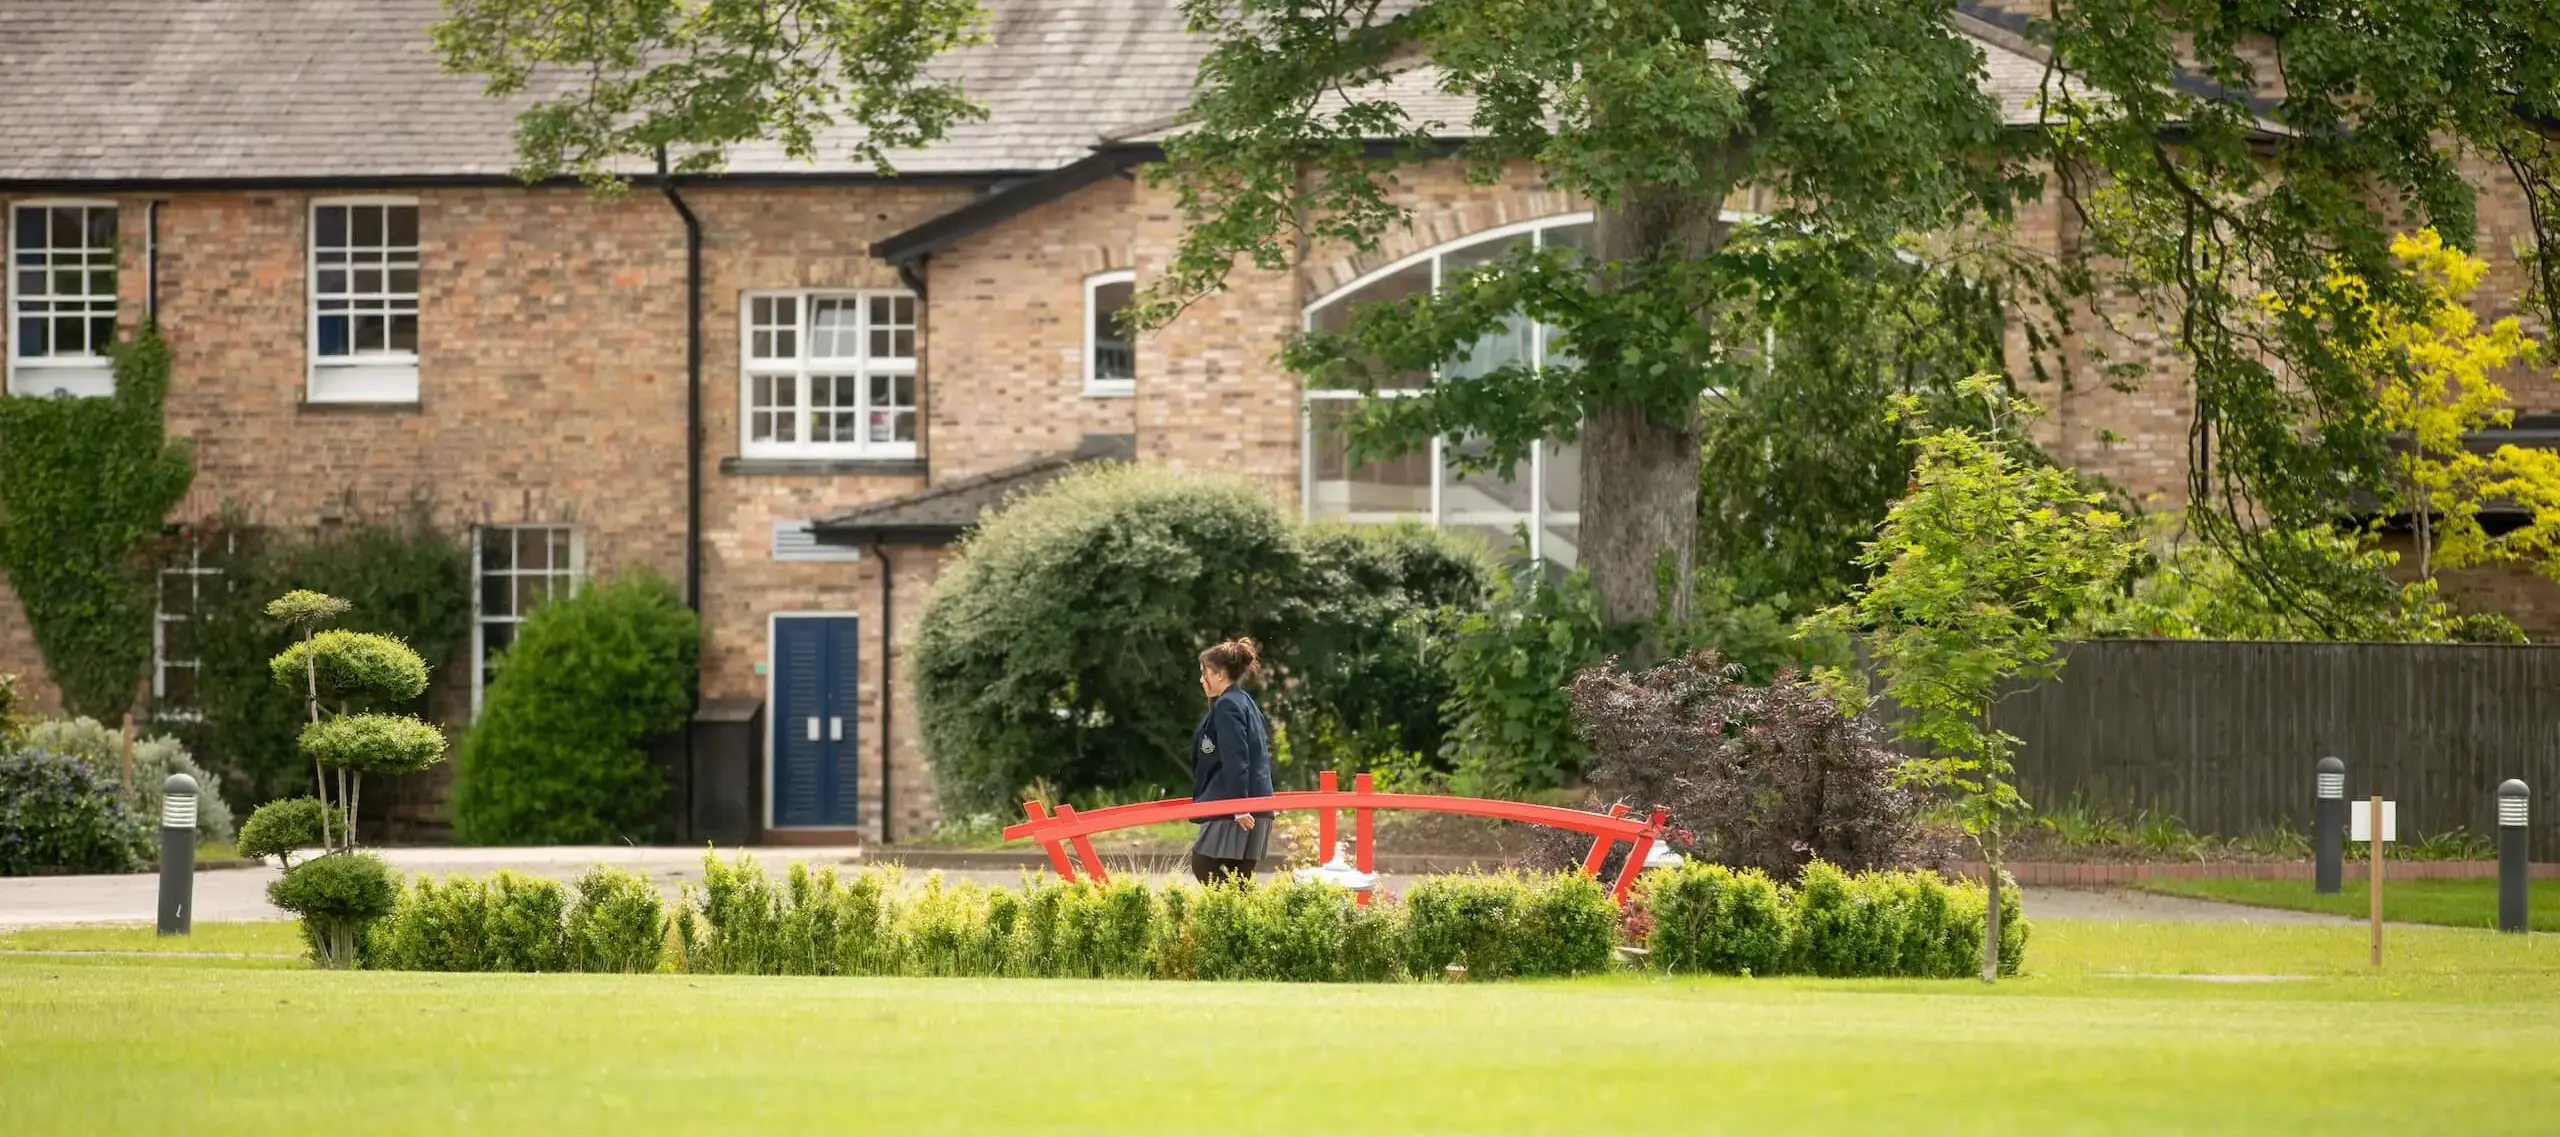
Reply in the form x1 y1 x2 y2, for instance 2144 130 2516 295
1610 808 1669 904
1581 803 1631 877
1024 801 1079 883
1317 771 1339 860
1054 803 1109 885
1353 773 1377 906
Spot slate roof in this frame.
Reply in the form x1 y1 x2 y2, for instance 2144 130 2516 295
810 434 1135 543
0 0 1201 183
1 0 2093 186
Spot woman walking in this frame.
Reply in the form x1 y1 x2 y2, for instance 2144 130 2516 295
1188 637 1274 885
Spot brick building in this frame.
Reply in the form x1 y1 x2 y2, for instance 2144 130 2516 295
3 0 2554 840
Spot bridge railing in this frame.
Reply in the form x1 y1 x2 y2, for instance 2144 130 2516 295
1002 771 1670 902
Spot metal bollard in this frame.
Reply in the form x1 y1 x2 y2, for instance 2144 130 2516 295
158 773 197 937
2315 757 2345 895
2499 780 2529 934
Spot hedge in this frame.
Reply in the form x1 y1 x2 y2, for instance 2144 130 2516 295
303 854 2025 981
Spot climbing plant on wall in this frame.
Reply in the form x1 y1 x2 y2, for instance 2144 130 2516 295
0 326 196 717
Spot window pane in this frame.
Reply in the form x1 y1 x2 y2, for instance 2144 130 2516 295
317 315 349 356
1307 398 1430 519
810 298 858 358
514 574 552 614
1091 279 1134 382
390 314 417 352
316 206 347 248
353 206 383 246
868 294 916 359
1308 260 1431 389
812 375 859 443
1541 522 1580 570
1541 223 1593 256
518 529 550 572
389 268 418 296
869 373 915 443
480 529 513 572
88 316 115 352
355 315 387 352
1442 435 1533 519
12 208 39 250
163 616 195 661
162 665 198 707
548 529 573 573
483 620 515 658
1444 523 1531 564
480 572 513 618
388 206 419 247
85 207 116 251
15 317 42 356
1540 437 1582 517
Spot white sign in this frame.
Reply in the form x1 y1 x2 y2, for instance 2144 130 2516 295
2350 800 2397 843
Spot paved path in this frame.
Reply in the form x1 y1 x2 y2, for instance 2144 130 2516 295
0 847 2347 929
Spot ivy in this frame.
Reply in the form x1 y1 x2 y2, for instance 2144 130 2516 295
0 326 195 718
180 515 469 810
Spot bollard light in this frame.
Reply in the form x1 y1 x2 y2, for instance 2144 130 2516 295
2498 779 2529 934
2315 757 2346 895
157 773 197 937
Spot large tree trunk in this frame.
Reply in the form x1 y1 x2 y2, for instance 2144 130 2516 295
1584 185 1727 638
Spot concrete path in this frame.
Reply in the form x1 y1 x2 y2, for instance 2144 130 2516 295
0 847 2346 929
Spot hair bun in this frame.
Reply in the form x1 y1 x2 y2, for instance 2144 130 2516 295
1234 637 1259 664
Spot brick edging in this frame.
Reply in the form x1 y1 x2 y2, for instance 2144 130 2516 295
1962 860 2560 886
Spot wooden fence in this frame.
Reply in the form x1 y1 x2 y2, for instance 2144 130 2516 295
1989 640 2560 859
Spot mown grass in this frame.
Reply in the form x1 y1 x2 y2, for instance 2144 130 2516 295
3 918 2557 1135
2141 877 2560 932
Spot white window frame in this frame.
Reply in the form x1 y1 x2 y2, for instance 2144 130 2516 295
307 196 421 404
1299 213 1599 564
470 525 585 715
151 537 227 723
738 288 920 460
7 199 120 398
1083 269 1137 397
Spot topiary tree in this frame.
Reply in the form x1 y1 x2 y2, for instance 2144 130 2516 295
266 849 400 968
20 717 235 845
236 797 344 871
451 575 698 845
264 590 441 853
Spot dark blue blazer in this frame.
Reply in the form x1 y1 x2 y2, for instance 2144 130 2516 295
1190 686 1275 820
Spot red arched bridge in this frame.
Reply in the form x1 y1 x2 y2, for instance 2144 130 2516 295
1002 771 1672 903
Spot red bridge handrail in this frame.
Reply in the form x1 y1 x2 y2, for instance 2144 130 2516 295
1001 772 1668 903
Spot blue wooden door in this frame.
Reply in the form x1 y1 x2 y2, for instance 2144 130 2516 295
772 616 859 827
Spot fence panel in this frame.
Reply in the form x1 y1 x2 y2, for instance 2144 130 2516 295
1989 641 2560 859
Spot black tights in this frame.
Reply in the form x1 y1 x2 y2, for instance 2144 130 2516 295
1189 854 1256 886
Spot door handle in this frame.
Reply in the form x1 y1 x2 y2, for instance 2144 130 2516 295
807 717 820 742
829 717 844 742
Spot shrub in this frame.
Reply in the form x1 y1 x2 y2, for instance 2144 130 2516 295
1402 871 1607 980
452 575 698 844
374 874 495 972
269 852 401 968
185 518 470 808
1547 650 1927 882
0 746 154 876
1632 861 1791 976
1440 562 1624 794
914 464 1487 813
235 797 345 870
562 867 668 974
19 717 236 844
1638 861 2011 979
1789 860 1903 978
482 872 571 972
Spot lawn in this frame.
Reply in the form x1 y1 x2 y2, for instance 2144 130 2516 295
5 919 2560 1135
2142 877 2560 931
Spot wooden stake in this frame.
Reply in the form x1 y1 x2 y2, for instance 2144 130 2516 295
2369 795 2384 969
119 713 136 792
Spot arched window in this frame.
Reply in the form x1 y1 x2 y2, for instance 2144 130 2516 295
1301 214 1594 567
